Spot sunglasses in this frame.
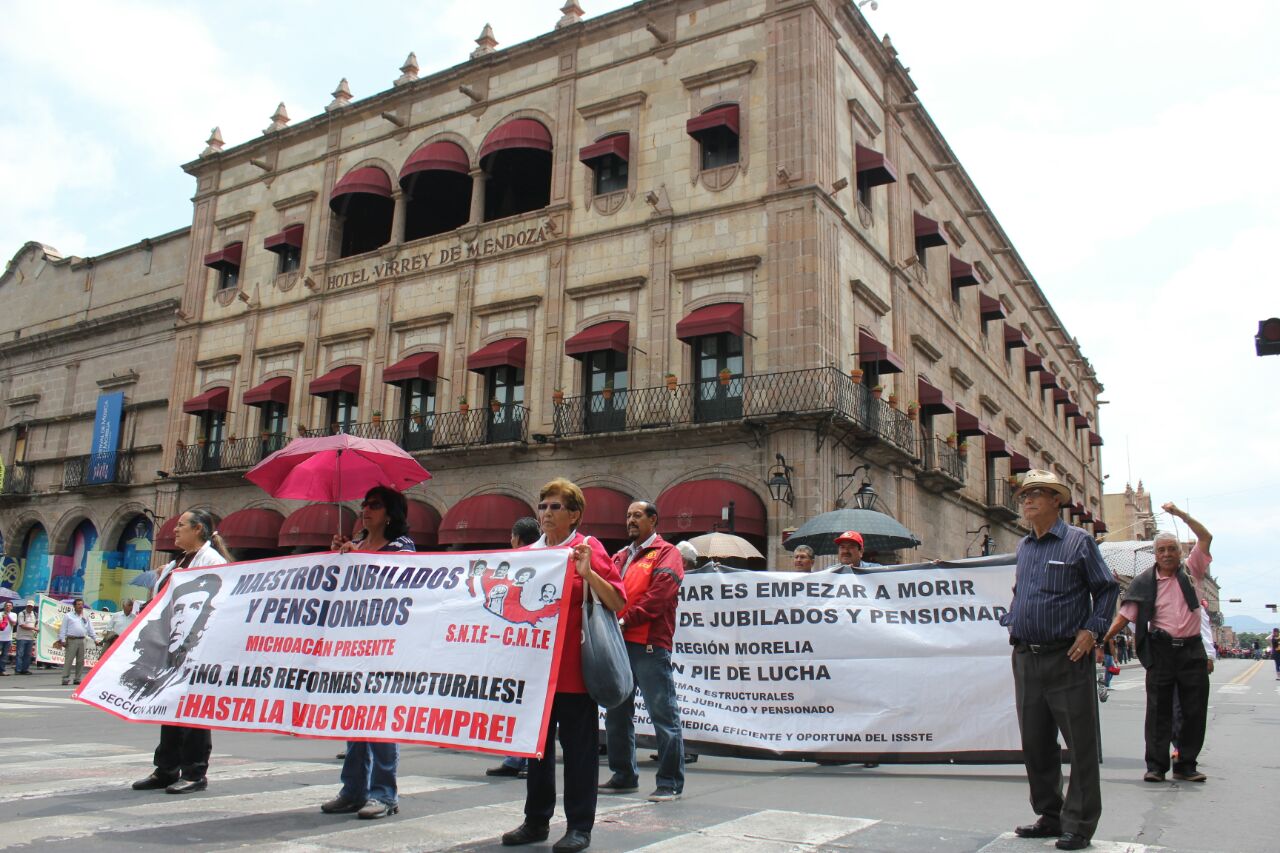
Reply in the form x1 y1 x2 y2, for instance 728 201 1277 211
361 500 385 510
537 502 566 512
1017 488 1052 503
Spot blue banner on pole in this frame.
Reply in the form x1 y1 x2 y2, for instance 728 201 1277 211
87 391 125 484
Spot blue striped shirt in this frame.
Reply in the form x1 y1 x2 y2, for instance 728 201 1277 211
1003 519 1118 643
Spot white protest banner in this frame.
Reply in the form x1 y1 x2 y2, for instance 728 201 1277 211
36 594 111 666
75 548 572 757
618 558 1022 763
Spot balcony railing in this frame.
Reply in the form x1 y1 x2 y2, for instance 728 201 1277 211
1 462 34 496
173 433 288 475
62 452 134 488
986 477 1020 518
863 395 918 456
302 406 530 451
923 437 966 484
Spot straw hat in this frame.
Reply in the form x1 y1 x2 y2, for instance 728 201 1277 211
1013 469 1071 504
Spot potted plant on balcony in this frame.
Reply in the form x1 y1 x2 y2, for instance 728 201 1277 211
719 367 733 386
957 440 969 457
296 423 308 436
906 400 920 420
490 397 502 414
850 367 864 384
552 387 564 405
887 392 899 409
945 432 957 448
664 372 678 391
457 396 469 414
411 407 423 425
871 384 884 400
601 380 614 401
371 410 382 425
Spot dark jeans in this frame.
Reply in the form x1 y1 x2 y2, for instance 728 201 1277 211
14 639 33 673
341 740 399 804
606 643 685 792
154 724 212 781
525 692 599 832
1144 638 1208 775
1012 645 1102 839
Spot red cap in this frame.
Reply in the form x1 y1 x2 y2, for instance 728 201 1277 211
834 530 864 546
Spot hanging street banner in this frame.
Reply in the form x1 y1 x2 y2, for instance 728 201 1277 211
86 390 125 484
75 548 573 757
36 594 112 666
614 558 1023 763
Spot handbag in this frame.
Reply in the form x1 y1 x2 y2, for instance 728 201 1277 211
1106 664 1121 675
579 582 634 709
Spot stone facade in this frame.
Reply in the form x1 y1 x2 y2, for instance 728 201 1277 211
1 0 1106 597
1102 480 1156 542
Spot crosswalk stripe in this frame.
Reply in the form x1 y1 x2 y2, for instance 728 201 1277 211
0 743 138 761
0 737 46 745
0 759 333 804
254 798 648 852
977 831 1167 852
1 775 482 846
0 695 79 705
1218 684 1251 694
630 809 877 852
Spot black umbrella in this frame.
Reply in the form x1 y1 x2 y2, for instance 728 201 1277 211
783 508 921 556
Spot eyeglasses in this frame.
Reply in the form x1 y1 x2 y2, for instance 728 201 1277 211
361 500 384 510
537 502 566 512
1017 488 1052 503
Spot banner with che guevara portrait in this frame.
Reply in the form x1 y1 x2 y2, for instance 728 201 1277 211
75 548 574 757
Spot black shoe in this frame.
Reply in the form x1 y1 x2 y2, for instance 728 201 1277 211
1143 771 1166 783
357 799 398 819
131 773 178 791
335 752 347 760
502 823 550 846
862 762 879 768
486 763 523 777
552 830 592 853
1056 832 1091 850
165 778 207 794
598 774 639 794
1014 818 1063 838
1172 770 1207 782
321 794 366 813
647 786 681 802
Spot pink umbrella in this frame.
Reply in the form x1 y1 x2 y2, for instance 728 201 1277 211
246 435 431 534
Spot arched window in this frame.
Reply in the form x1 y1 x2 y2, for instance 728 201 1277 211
479 119 553 222
329 167 394 258
400 141 472 241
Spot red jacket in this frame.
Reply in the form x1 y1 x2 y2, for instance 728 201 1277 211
612 534 683 651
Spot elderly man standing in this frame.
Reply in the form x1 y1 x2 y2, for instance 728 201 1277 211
103 599 138 651
55 598 97 686
1103 502 1213 784
600 501 686 803
1003 470 1117 852
792 545 816 572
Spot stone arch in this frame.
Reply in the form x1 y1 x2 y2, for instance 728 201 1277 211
101 501 153 551
3 510 49 558
48 505 98 557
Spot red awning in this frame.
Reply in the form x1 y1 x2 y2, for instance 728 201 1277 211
954 405 989 438
579 134 630 165
1004 326 1029 349
1089 431 1104 447
656 479 766 539
406 500 441 549
244 376 292 407
264 225 304 253
1053 388 1069 404
219 508 286 551
1009 451 1032 473
950 256 980 288
676 302 745 342
1024 352 1044 374
155 516 180 552
400 141 471 182
279 505 356 549
854 143 898 187
467 338 527 372
1063 402 1081 417
439 494 535 545
914 212 948 249
203 243 243 272
857 329 906 374
580 486 635 542
686 104 740 138
1073 415 1090 429
478 119 553 162
329 167 393 208
1071 503 1085 517
1093 520 1109 534
565 321 629 358
917 376 955 416
1039 371 1058 390
1082 511 1094 524
979 293 1007 320
383 352 440 385
309 365 361 396
985 434 1011 458
182 386 230 415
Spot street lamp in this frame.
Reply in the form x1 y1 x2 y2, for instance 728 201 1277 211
766 454 795 506
835 465 883 511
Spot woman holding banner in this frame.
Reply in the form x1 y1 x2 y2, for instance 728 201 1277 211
130 508 230 795
321 485 416 820
501 478 625 853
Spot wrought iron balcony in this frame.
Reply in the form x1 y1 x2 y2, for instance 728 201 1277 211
173 433 288 475
301 405 530 451
62 452 134 488
918 436 966 492
0 461 34 496
986 477 1020 520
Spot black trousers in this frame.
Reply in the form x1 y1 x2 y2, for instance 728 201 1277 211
1144 639 1208 775
154 724 212 781
1012 645 1102 839
524 692 599 833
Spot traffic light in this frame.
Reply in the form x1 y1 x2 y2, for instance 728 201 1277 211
1257 318 1280 356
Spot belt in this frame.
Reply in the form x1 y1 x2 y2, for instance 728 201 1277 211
1013 637 1074 654
1152 634 1200 648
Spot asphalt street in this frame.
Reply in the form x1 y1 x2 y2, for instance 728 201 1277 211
0 658 1275 852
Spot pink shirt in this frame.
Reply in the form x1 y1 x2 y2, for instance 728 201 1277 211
1120 544 1210 638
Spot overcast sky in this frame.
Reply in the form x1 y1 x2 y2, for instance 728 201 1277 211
2 1 1275 625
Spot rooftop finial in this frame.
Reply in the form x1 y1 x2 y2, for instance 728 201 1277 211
263 103 290 134
395 53 419 86
472 23 498 58
201 126 224 157
557 1 585 28
327 78 352 111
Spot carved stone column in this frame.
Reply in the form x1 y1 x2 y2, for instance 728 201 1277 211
390 190 407 245
467 168 487 226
